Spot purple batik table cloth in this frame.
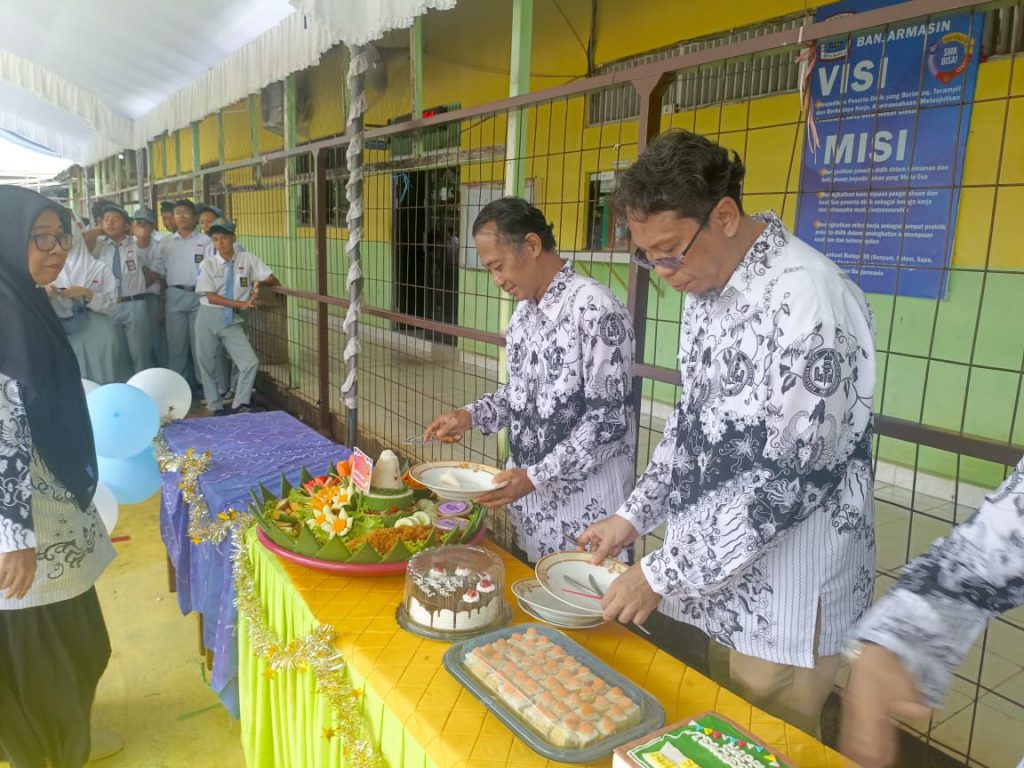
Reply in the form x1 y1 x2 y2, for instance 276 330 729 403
159 411 350 716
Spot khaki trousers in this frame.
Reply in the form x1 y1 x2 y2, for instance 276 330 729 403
708 607 841 738
710 643 841 738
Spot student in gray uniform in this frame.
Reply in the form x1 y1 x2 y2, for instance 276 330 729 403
50 215 123 385
195 218 278 416
150 200 209 389
196 204 223 236
159 201 177 236
131 208 168 368
196 204 235 395
93 204 154 376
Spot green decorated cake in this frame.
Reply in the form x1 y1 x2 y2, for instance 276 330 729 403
613 713 789 768
359 450 415 513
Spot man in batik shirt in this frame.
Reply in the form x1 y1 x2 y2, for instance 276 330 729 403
841 455 1024 768
580 130 877 737
426 197 635 562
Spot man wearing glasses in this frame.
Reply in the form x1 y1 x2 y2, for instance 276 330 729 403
579 129 877 738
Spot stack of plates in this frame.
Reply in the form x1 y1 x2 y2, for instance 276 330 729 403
511 551 629 630
512 578 605 628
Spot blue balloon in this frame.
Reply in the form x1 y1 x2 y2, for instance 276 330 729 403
87 384 160 459
98 447 161 504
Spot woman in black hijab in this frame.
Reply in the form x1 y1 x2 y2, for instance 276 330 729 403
0 186 118 768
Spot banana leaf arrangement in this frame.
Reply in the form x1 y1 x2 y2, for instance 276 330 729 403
250 459 487 564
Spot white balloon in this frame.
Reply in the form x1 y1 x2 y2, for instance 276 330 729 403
82 379 100 395
127 368 192 421
93 482 119 535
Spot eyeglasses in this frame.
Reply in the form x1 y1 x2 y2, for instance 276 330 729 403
631 210 713 271
30 232 73 252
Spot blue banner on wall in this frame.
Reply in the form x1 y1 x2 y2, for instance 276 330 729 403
794 0 981 299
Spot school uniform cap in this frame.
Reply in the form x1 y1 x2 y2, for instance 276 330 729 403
197 204 224 218
207 217 236 235
132 207 157 225
100 203 130 223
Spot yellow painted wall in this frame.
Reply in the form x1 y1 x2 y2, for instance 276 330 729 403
255 91 285 153
593 0 822 66
222 98 254 162
177 127 193 175
365 42 413 127
199 114 219 167
149 136 167 180
147 0 819 185
305 47 347 141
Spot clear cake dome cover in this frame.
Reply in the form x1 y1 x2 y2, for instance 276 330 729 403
402 545 506 637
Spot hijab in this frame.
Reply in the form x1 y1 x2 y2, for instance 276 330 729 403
0 185 98 511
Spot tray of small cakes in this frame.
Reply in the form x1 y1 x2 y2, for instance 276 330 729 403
444 624 665 762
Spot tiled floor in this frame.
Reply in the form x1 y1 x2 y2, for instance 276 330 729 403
90 496 245 767
872 480 1023 766
0 494 245 768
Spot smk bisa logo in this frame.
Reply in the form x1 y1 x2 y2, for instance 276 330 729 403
803 348 842 397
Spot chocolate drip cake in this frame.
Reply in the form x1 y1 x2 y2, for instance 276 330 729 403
404 545 505 633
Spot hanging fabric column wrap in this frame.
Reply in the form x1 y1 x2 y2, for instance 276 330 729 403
342 46 367 421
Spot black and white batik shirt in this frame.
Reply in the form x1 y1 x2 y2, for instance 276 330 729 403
0 372 115 609
617 213 877 668
466 261 636 562
855 455 1024 709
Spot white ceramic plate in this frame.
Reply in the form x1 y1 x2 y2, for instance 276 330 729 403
516 597 606 630
408 461 508 502
511 578 603 620
534 551 628 614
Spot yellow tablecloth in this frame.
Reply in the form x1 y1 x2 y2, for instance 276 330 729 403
239 533 846 767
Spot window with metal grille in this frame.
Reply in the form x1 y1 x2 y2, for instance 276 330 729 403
295 154 312 227
587 4 1021 127
290 150 349 228
587 14 804 126
387 105 461 158
586 171 631 252
982 2 1024 56
203 171 227 218
325 146 349 228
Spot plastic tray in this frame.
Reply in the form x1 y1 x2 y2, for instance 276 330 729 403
443 623 665 763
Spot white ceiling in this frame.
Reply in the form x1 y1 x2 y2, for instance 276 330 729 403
0 0 457 175
0 0 295 120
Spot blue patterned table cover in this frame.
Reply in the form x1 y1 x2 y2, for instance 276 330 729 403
159 411 351 716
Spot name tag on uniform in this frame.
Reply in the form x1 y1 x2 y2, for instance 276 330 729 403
239 277 249 287
126 259 137 271
195 253 204 264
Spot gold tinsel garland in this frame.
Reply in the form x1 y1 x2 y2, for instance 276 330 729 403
232 518 384 767
155 437 384 766
154 439 247 545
